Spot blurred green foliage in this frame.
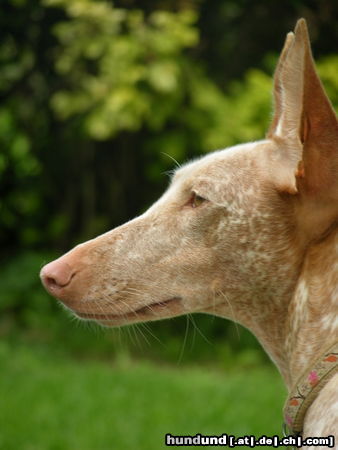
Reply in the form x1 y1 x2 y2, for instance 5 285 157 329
0 0 337 361
48 0 199 139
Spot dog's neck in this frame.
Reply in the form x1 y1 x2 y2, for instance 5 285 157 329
212 228 338 390
285 230 338 387
257 229 337 389
208 222 338 436
282 229 338 436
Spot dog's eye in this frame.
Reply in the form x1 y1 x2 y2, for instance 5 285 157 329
188 192 207 208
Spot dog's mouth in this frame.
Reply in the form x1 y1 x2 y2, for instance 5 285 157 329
74 297 182 324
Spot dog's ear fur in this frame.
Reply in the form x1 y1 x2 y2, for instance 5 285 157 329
267 31 295 139
268 20 338 213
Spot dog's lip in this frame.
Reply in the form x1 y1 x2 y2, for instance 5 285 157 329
74 297 182 321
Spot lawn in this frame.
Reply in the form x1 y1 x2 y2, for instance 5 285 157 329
0 342 286 450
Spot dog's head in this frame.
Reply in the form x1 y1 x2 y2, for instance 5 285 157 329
41 20 338 330
40 140 294 326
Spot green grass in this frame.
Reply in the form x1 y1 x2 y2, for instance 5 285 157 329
0 342 286 450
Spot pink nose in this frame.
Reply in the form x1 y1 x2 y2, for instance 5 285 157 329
40 258 75 294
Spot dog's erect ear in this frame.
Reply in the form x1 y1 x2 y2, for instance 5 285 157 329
267 31 295 138
268 19 338 202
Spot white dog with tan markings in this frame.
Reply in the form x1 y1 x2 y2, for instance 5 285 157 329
41 19 338 447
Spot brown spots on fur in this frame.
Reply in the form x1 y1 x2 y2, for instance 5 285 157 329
40 19 338 438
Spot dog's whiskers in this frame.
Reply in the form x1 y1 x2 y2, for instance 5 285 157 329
217 290 240 341
177 315 190 365
189 314 213 346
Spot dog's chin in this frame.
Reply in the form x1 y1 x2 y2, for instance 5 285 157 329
72 296 183 327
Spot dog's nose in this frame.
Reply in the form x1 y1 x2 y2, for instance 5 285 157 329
40 259 75 294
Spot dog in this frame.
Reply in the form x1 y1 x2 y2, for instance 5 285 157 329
41 19 338 446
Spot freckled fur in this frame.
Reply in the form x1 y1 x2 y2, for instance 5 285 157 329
41 19 338 446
